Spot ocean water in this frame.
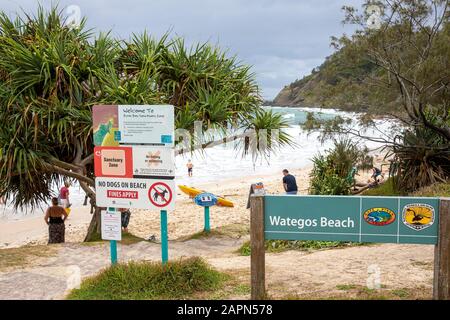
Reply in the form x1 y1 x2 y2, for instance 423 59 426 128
0 106 391 220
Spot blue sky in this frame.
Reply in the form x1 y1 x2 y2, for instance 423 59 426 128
1 0 362 100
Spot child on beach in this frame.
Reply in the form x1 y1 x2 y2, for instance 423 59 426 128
59 181 71 210
186 160 194 177
44 197 68 244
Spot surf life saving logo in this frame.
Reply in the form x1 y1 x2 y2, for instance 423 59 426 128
363 208 396 226
402 203 435 231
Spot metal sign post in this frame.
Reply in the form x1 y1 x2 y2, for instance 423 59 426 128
101 207 121 265
160 210 168 264
194 193 218 233
93 105 176 266
110 239 118 265
204 206 210 232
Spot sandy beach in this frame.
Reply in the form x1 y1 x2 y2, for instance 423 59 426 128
0 166 310 248
0 162 384 249
1 159 435 301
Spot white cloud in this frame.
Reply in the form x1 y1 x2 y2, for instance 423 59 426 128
1 0 362 100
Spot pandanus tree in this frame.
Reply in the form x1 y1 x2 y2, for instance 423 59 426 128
0 6 293 241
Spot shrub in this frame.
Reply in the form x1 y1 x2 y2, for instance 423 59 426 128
309 138 372 195
389 115 450 192
67 257 226 300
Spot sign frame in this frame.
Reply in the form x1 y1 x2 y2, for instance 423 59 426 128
249 195 450 300
95 177 175 211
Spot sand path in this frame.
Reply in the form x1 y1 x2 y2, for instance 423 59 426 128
0 238 434 300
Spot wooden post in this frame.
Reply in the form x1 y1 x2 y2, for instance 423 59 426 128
250 194 266 300
433 198 450 300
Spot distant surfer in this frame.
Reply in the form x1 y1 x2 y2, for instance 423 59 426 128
282 169 298 195
187 160 194 177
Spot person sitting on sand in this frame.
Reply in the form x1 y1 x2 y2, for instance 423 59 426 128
186 160 194 177
282 169 298 195
44 197 68 244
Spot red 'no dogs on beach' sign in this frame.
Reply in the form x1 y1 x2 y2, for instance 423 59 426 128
148 182 173 208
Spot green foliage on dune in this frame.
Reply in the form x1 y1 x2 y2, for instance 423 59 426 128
67 257 226 300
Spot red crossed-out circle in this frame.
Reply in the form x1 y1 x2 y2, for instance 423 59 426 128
148 182 173 208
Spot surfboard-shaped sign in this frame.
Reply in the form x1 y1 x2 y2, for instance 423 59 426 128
194 193 218 207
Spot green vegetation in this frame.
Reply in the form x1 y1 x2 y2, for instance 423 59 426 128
281 285 430 300
281 0 449 196
389 116 450 192
237 239 366 256
362 178 402 196
182 223 249 241
273 46 381 113
0 5 292 241
274 1 449 121
232 283 251 296
83 232 147 246
411 182 450 198
336 284 357 291
364 179 450 198
67 257 227 300
0 245 57 271
309 138 372 195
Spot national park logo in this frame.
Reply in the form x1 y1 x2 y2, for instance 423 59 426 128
402 203 435 231
363 207 396 226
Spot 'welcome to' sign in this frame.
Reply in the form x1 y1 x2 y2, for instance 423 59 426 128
264 195 440 244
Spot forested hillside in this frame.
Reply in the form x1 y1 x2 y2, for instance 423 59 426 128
273 20 449 115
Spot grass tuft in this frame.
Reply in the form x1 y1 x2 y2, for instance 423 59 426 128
362 178 402 196
336 284 358 291
237 240 367 256
363 179 450 197
82 232 147 246
411 181 450 197
67 257 227 300
0 245 57 271
182 223 249 241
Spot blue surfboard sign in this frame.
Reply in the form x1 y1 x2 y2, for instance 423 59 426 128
194 193 218 207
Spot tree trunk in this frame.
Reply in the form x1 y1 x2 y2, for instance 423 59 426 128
84 206 102 242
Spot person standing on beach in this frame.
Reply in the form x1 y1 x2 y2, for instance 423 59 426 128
119 208 131 233
186 160 194 177
44 197 68 244
282 169 298 195
347 166 359 191
59 181 71 209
